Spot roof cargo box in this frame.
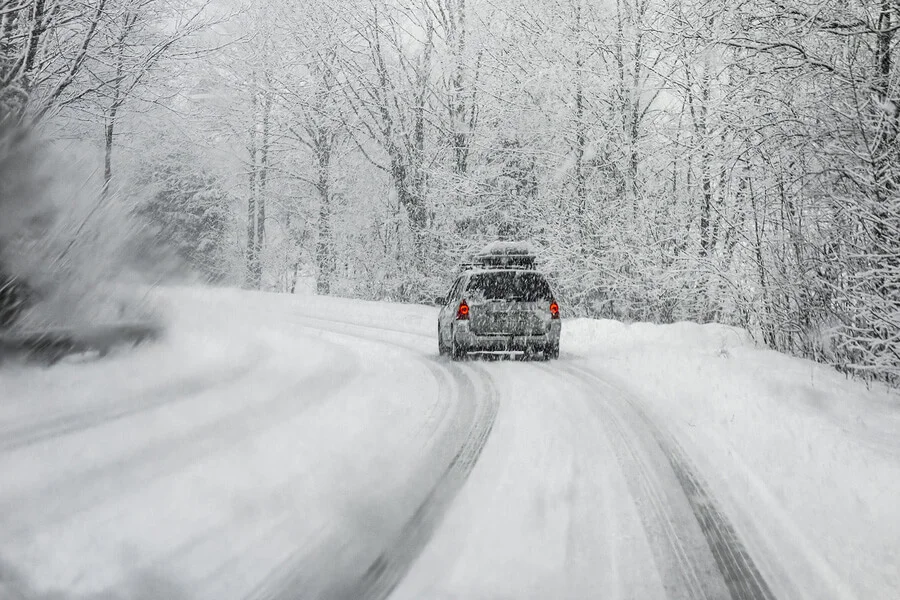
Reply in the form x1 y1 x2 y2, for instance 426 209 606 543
461 241 538 271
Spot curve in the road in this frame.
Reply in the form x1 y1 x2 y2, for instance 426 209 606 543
345 362 499 600
278 316 774 600
240 317 500 600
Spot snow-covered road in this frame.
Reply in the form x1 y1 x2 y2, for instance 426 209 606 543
1 287 898 600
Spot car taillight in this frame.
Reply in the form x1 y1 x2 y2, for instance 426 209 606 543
456 300 469 320
550 301 560 319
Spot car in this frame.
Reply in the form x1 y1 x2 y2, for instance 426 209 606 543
436 243 561 360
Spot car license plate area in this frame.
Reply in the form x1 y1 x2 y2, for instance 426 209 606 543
473 311 542 336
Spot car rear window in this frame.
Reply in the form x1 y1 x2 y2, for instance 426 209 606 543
465 271 553 301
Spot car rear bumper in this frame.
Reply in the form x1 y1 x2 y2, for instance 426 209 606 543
453 322 560 352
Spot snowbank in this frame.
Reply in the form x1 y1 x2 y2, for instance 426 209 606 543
564 315 900 599
562 317 754 356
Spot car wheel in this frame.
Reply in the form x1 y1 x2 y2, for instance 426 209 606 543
544 343 559 360
450 335 466 361
438 325 448 356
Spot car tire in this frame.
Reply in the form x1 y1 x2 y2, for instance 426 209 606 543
450 335 466 361
544 343 559 360
438 325 448 356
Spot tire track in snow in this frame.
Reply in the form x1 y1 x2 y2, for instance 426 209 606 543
241 318 499 600
558 363 776 600
535 363 720 599
346 363 498 600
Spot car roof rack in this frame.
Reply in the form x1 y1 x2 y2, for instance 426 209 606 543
460 241 538 271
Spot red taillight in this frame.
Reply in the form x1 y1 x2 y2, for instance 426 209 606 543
456 300 469 320
550 301 560 319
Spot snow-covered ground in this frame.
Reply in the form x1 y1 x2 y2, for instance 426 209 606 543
563 318 900 600
0 286 898 599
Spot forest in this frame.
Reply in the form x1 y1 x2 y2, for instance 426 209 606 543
0 0 898 383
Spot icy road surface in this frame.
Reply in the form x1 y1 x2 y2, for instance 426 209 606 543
1 287 899 599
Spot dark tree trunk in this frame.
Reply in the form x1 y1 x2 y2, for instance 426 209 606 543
698 70 712 259
873 1 897 227
102 12 132 199
103 112 115 195
22 0 47 78
315 132 334 295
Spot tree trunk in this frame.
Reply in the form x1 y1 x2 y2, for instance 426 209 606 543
254 85 271 287
103 111 115 196
410 18 432 245
573 1 587 238
102 15 129 199
872 0 897 248
449 0 469 177
245 81 259 288
22 0 47 79
315 133 334 295
698 69 712 259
